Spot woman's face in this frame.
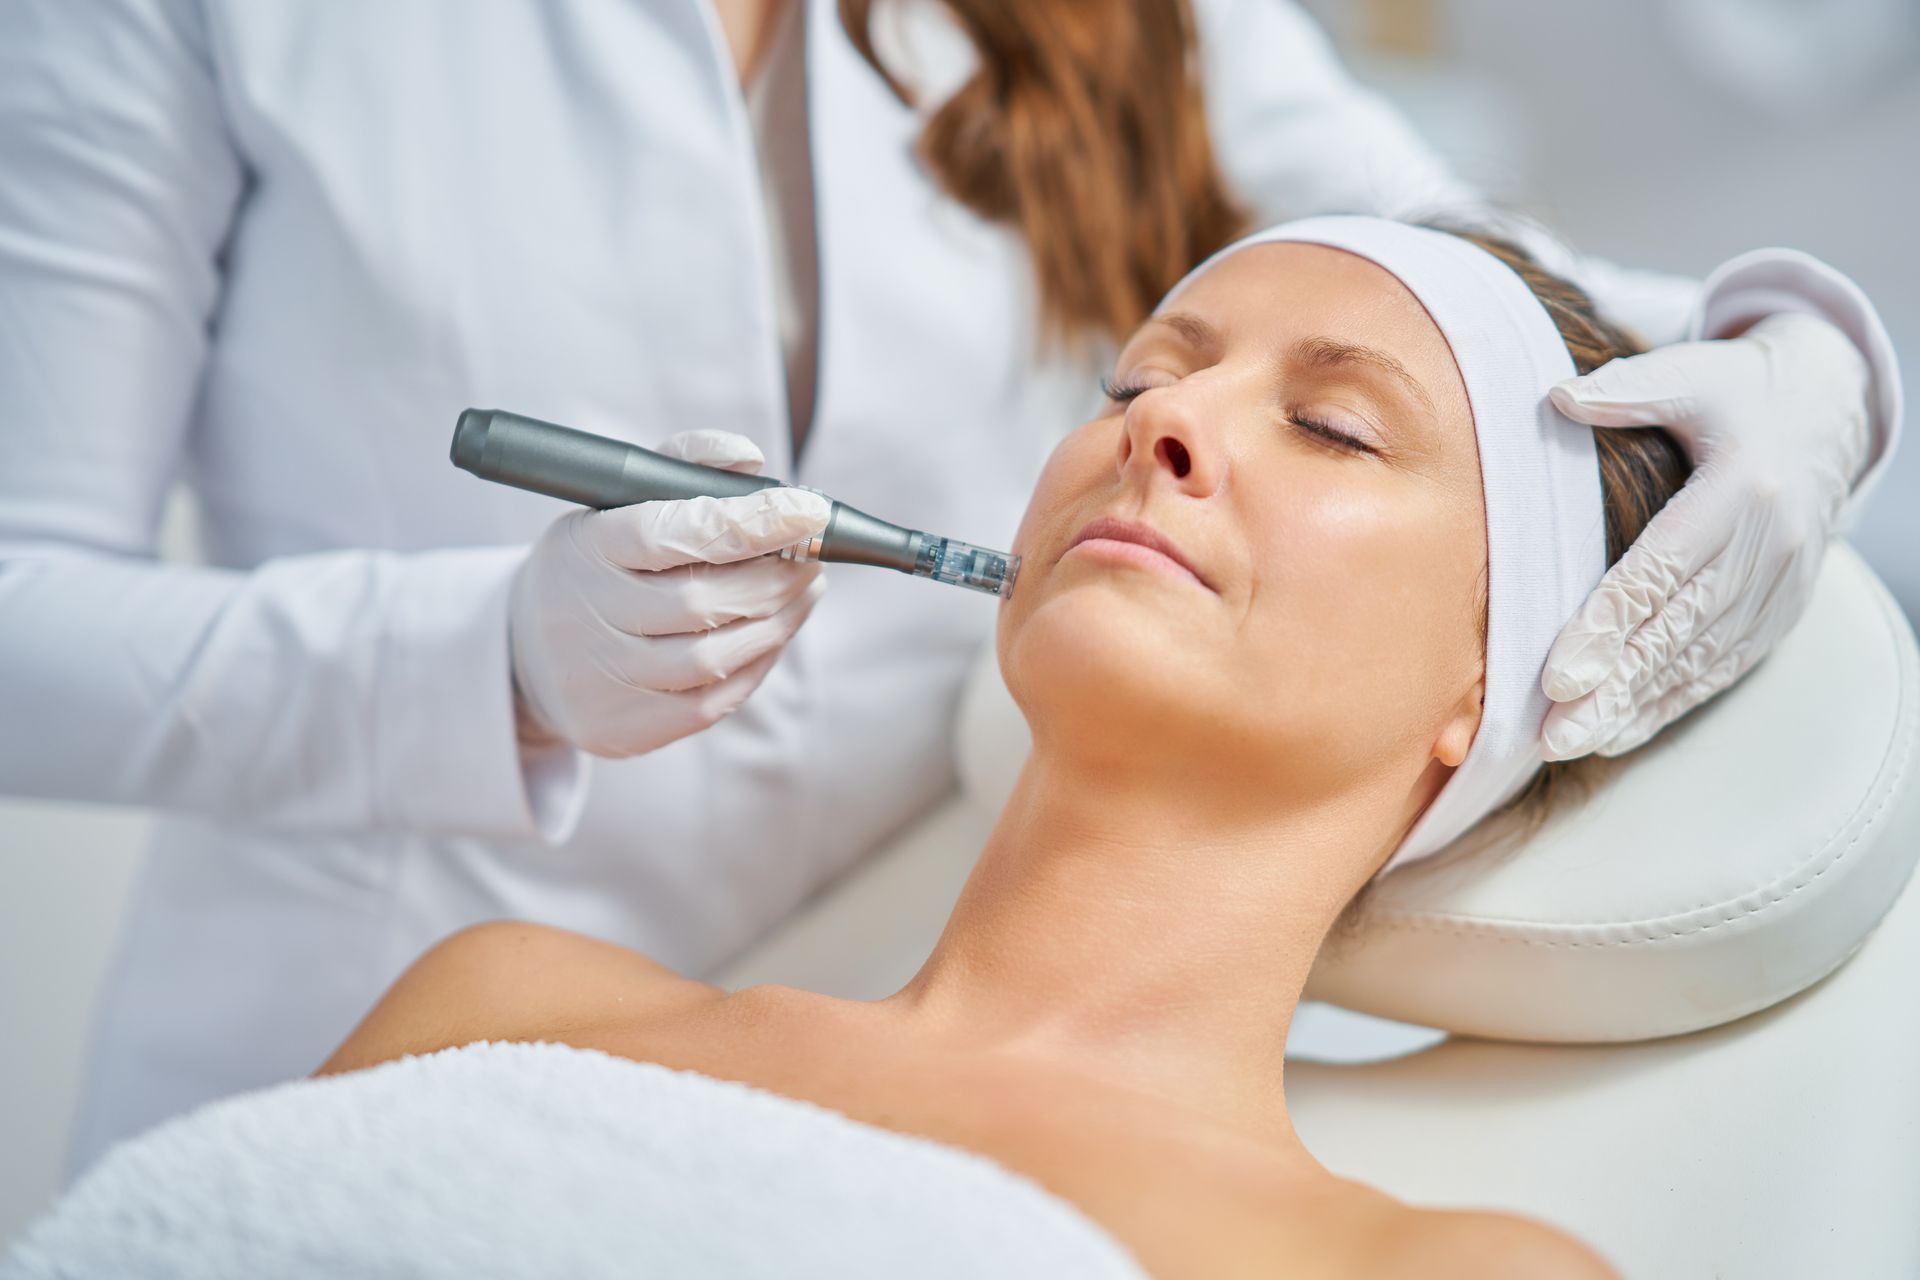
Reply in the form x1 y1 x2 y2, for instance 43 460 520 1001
999 243 1490 847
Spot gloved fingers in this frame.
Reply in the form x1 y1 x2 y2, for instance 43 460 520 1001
575 487 831 572
1590 558 1740 713
1548 344 1715 432
671 645 789 732
654 429 767 475
571 644 789 758
1590 545 1822 756
1551 527 1832 761
1540 675 1621 763
615 575 826 693
1540 474 1738 701
1538 571 1743 761
1592 639 1752 758
589 555 823 636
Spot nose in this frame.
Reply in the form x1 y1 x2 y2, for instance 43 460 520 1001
1113 380 1226 498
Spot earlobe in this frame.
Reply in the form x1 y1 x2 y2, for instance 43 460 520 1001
1434 680 1485 768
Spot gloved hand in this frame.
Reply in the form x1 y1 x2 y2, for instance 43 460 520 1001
1539 311 1872 759
509 429 830 758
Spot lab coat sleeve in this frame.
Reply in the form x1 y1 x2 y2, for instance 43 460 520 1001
1192 0 1900 513
0 0 586 840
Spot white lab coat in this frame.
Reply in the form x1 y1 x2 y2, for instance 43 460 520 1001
0 0 1894 1172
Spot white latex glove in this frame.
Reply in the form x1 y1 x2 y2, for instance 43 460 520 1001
1539 311 1872 760
509 429 831 758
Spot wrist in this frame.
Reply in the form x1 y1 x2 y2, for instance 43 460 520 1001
512 673 565 752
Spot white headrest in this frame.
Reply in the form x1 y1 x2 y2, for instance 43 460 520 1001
955 543 1920 1042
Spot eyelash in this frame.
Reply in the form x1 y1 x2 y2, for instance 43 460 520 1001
1099 376 1374 455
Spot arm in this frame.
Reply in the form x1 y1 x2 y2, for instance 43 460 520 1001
0 0 579 837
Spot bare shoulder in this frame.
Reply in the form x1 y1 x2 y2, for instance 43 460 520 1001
1372 1205 1620 1280
316 921 720 1077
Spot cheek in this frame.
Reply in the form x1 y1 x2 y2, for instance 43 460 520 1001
997 423 1117 670
1240 482 1484 748
1008 422 1113 557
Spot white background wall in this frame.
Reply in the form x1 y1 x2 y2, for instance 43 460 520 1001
0 805 148 1241
3 0 1915 1248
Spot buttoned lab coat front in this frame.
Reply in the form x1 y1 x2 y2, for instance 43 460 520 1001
0 0 1892 1172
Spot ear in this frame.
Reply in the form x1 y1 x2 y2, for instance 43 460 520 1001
1393 677 1488 859
1433 677 1485 768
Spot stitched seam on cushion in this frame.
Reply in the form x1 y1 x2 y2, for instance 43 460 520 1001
1368 576 1920 950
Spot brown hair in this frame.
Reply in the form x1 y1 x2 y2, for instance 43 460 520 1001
838 0 1248 344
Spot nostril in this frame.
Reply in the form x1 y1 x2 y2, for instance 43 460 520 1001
1156 437 1192 479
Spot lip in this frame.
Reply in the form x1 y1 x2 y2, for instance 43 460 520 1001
1061 515 1214 592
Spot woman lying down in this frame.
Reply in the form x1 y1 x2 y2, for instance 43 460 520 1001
11 218 1692 1278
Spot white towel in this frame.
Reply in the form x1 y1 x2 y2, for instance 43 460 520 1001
4 1040 1146 1279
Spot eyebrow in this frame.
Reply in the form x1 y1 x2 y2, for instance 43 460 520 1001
1289 335 1438 420
1146 311 1223 357
1147 312 1437 421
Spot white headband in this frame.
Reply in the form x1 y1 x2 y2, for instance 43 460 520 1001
1165 216 1607 874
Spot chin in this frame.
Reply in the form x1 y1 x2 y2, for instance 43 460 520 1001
1000 575 1220 746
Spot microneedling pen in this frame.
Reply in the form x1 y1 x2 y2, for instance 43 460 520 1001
451 409 1020 600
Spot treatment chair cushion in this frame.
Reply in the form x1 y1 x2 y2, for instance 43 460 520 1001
952 542 1920 1041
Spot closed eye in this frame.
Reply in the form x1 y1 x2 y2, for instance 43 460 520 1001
1102 376 1375 456
1289 412 1374 455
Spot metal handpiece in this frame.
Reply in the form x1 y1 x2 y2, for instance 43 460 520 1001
451 409 1019 599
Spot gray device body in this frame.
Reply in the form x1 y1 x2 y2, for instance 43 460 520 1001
450 409 1018 597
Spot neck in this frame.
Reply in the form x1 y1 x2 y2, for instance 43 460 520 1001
887 737 1399 1150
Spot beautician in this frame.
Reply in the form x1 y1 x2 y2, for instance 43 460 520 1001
0 0 1900 1170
